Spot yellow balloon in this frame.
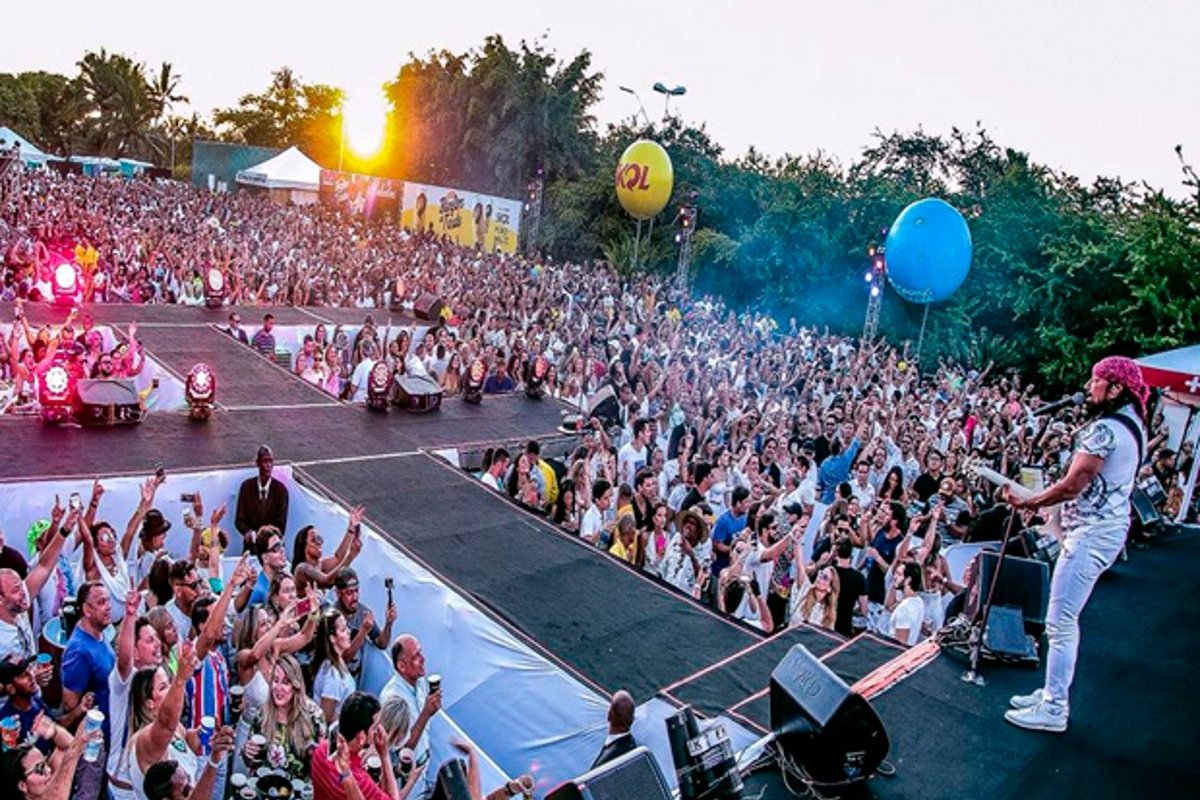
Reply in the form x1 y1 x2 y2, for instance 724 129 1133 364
615 139 673 220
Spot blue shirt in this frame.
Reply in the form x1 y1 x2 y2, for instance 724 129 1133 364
248 569 271 608
0 694 50 753
61 626 115 742
710 510 747 575
818 438 862 503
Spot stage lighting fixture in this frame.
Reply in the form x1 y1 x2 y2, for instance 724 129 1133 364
462 359 486 405
52 262 79 304
185 363 216 421
40 362 74 422
367 361 392 411
204 267 226 308
864 271 874 282
870 286 880 297
525 356 549 399
665 706 742 800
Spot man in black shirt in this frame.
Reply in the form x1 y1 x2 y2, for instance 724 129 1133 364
832 538 866 637
680 462 715 513
630 468 657 532
912 450 945 503
235 445 289 549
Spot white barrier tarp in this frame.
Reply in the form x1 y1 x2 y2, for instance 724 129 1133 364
0 466 616 795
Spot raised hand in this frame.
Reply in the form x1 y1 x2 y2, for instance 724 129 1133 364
210 502 227 529
347 505 366 530
124 590 141 620
50 495 65 527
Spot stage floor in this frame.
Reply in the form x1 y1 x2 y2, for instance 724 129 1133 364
743 528 1200 800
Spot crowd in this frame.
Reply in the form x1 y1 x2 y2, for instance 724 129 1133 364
0 445 537 800
0 169 1195 797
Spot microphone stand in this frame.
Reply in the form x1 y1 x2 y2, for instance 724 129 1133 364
962 407 1056 687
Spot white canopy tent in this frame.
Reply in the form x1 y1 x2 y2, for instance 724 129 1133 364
0 126 55 165
1136 343 1200 522
234 145 321 203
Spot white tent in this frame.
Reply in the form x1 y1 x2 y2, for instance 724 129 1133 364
0 126 55 165
235 146 321 201
1137 343 1200 522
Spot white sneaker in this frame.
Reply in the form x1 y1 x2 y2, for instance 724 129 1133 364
1009 689 1044 710
1004 701 1068 733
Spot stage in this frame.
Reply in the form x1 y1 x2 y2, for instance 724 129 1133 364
2 302 1195 798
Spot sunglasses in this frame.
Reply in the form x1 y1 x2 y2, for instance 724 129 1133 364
28 760 50 777
268 542 284 553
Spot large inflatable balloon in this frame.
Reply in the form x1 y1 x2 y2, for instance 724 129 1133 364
615 139 673 220
884 198 972 304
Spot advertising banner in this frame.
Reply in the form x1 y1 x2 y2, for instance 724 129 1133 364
318 169 402 220
399 181 522 253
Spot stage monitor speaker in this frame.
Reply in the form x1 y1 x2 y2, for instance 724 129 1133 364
978 551 1050 627
413 292 446 322
770 644 889 787
430 757 472 800
76 378 144 425
1131 486 1162 528
545 746 671 800
393 374 443 413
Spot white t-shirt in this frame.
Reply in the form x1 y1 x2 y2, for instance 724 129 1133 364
617 442 647 487
0 615 35 661
313 662 357 717
1061 407 1143 536
889 595 925 645
580 505 604 545
348 357 377 402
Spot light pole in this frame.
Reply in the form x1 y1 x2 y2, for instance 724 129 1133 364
675 194 698 288
652 82 686 122
862 246 886 342
618 86 652 129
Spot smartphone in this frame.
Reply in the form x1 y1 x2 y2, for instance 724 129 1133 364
296 598 313 617
69 492 82 511
180 493 197 504
155 463 166 482
384 577 395 609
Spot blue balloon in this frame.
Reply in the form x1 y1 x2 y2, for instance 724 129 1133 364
884 198 972 304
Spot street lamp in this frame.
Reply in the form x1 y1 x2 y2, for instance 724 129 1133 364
652 82 686 121
618 86 652 128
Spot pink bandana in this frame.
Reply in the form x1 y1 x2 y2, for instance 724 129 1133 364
1092 356 1149 416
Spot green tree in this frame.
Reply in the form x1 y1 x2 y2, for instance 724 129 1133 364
213 67 342 164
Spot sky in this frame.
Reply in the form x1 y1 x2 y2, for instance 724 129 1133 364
5 0 1198 195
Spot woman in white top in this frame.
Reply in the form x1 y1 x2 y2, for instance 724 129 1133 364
124 645 201 800
312 608 356 723
232 602 312 722
787 543 841 633
79 476 160 624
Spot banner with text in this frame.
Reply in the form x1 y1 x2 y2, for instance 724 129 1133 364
318 169 402 220
399 182 522 253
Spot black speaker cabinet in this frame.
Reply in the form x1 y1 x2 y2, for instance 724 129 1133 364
413 291 446 321
545 746 671 800
770 644 889 787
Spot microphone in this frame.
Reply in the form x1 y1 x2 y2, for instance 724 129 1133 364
1035 392 1085 416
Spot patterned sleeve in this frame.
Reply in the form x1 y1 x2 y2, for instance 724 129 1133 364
1077 420 1118 460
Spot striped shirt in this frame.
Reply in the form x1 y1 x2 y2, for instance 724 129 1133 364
184 650 229 728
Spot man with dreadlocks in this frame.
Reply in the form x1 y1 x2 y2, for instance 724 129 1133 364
1001 356 1149 733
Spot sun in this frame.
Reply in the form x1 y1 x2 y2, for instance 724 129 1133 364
342 89 388 159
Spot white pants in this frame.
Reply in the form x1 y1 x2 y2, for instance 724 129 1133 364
1042 524 1125 709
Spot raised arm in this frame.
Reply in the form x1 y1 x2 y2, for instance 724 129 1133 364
136 642 197 768
196 556 253 660
122 477 160 559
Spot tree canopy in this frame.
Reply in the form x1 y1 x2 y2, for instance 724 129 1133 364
1 37 1196 389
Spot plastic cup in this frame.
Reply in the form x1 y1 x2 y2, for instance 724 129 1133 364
427 674 441 695
198 715 215 755
0 717 19 750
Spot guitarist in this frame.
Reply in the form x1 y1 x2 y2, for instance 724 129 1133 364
1002 356 1147 733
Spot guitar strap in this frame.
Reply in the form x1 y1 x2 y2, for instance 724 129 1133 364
1101 411 1145 467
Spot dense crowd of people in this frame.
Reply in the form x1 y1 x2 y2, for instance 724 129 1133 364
0 446 537 800
0 169 1195 798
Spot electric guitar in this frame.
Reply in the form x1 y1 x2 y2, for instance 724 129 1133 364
963 457 1064 542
